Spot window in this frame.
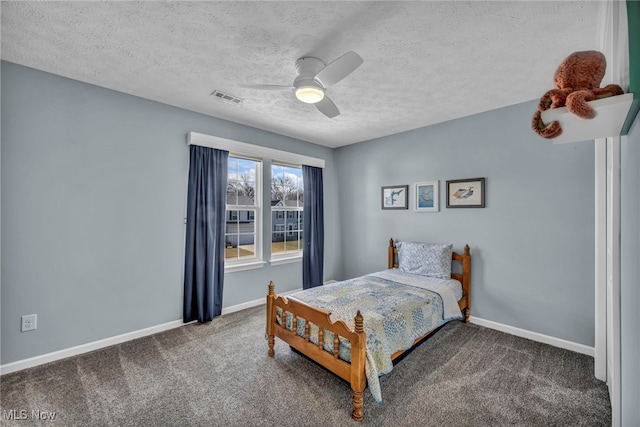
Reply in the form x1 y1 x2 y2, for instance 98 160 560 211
187 131 324 272
225 156 260 264
271 163 303 258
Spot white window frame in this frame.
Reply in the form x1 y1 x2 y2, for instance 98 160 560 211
187 132 324 272
225 156 262 272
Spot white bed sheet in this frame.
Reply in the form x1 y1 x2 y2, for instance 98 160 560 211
370 269 463 321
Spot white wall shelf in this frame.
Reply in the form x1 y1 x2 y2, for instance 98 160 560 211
540 93 634 144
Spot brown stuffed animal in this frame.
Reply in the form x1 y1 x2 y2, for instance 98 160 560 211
532 50 624 139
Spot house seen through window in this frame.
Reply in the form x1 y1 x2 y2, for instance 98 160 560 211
225 156 260 263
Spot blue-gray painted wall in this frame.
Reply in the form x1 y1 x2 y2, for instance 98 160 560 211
0 61 340 364
334 101 596 346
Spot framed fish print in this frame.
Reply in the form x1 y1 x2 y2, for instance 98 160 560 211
414 180 439 212
446 178 485 208
381 185 409 210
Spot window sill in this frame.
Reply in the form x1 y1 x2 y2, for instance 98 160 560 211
225 260 267 273
270 255 302 266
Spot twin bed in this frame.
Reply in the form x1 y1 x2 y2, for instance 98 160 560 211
265 238 471 421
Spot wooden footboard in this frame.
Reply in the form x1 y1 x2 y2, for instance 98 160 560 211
266 282 367 421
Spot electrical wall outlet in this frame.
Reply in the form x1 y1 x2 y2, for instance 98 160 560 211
21 314 37 332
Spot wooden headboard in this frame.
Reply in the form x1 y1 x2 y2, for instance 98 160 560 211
387 238 471 320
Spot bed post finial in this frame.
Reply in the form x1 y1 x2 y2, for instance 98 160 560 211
388 238 395 269
268 281 275 296
464 244 470 256
354 310 364 333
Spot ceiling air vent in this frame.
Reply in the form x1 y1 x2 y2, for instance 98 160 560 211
210 90 243 105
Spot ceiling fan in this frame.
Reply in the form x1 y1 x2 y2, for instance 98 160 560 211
241 51 363 118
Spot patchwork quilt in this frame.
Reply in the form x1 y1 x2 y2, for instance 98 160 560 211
280 270 463 402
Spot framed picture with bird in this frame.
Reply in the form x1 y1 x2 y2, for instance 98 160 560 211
381 185 409 209
414 181 439 212
446 178 485 208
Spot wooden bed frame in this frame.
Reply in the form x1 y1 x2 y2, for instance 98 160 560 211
266 238 471 422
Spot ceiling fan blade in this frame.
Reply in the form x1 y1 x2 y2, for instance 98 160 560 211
239 84 294 91
314 51 363 88
315 96 340 118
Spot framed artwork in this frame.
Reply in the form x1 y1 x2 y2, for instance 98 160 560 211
381 185 408 210
414 180 439 212
446 178 485 208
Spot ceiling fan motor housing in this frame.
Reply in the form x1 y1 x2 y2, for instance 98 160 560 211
294 57 326 88
294 57 326 78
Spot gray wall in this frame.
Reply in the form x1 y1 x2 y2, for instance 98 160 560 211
0 61 340 364
335 101 595 346
621 116 639 426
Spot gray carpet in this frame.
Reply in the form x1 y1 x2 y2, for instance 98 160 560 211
1 305 610 426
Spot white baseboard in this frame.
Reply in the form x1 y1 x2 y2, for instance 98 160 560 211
0 319 188 375
221 287 302 315
470 316 594 357
1 289 304 376
221 298 264 315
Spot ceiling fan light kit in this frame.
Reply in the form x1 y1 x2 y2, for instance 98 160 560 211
242 51 363 118
295 86 324 103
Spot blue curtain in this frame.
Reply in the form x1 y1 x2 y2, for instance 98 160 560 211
302 165 324 289
183 146 229 323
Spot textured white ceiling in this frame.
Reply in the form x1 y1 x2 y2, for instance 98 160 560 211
1 1 602 148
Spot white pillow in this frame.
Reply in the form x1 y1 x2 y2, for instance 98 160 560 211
397 242 452 279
